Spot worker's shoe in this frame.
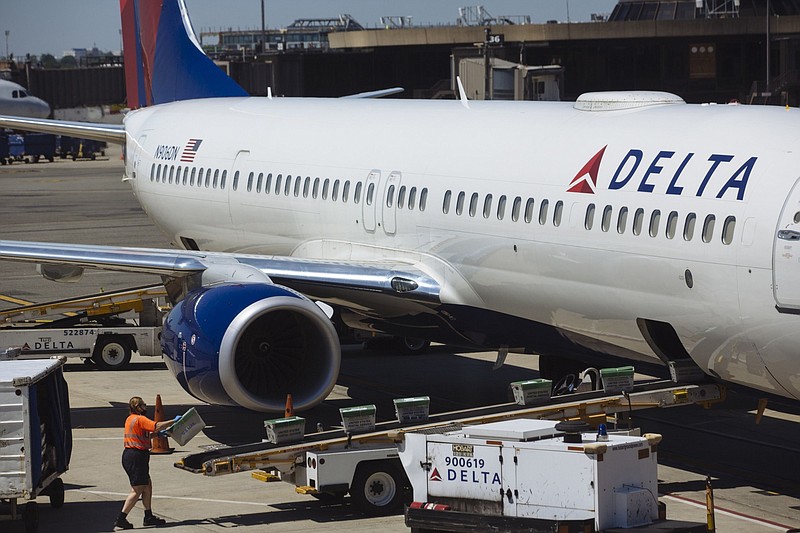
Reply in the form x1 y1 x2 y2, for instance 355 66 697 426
114 516 134 529
143 515 166 527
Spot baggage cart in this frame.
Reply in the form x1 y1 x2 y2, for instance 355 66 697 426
23 133 56 163
0 358 72 533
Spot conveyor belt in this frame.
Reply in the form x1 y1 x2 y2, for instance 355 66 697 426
176 379 724 475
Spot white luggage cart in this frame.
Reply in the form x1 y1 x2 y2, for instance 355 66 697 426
0 358 72 533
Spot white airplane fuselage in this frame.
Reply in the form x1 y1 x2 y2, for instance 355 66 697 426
122 95 800 401
0 80 50 119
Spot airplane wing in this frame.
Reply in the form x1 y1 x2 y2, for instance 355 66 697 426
0 115 126 144
0 240 441 306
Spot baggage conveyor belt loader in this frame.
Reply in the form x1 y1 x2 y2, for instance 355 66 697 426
0 285 167 370
174 381 723 524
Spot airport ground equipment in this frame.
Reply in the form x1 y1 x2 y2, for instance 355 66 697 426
400 419 698 532
0 358 71 533
0 285 167 370
22 133 56 163
175 381 723 518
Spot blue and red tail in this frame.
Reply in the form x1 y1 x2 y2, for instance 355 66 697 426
120 0 247 108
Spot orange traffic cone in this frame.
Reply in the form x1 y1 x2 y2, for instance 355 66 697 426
285 394 294 418
150 394 173 454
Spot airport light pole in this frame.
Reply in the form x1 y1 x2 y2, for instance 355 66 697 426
4 30 9 60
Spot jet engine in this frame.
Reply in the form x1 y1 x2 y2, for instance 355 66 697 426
161 282 341 412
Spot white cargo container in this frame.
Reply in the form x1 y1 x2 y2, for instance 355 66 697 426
400 419 662 531
0 358 71 532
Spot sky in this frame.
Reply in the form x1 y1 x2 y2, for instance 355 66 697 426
2 0 618 58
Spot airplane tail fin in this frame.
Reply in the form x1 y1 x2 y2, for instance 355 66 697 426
120 0 247 108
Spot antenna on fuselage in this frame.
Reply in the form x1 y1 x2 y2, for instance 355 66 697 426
456 76 470 109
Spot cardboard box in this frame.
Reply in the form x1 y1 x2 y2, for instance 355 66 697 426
264 416 306 444
339 404 376 433
600 366 635 393
394 396 430 423
510 379 552 405
167 407 206 446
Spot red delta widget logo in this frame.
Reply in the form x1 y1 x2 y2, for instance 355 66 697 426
567 145 756 201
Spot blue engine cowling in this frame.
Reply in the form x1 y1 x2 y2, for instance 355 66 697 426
161 282 341 412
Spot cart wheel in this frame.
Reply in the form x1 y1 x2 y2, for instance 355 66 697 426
350 461 406 516
48 477 65 508
23 501 38 533
93 336 132 370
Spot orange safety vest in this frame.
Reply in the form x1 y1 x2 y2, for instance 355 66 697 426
124 414 156 450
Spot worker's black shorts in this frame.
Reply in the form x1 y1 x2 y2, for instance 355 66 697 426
122 447 151 486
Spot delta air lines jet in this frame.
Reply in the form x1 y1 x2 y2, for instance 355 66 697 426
1 0 799 412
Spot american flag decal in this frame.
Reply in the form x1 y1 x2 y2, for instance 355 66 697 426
180 138 203 163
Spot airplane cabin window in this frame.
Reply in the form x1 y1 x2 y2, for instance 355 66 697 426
409 187 418 210
284 175 292 196
150 165 155 181
443 190 452 214
794 211 800 224
332 179 339 201
398 186 407 209
322 178 330 200
183 167 189 186
168 165 174 184
539 199 550 225
617 206 628 234
666 211 679 239
343 180 350 202
295 176 302 197
722 216 736 245
313 177 320 199
633 208 644 235
387 184 395 207
248 172 255 192
197 168 204 187
553 200 564 227
512 196 522 222
205 168 212 188
649 210 661 237
221 170 227 189
469 193 479 217
456 191 465 215
254 172 262 193
265 173 272 194
304 177 311 198
275 174 283 194
237 171 244 192
585 203 596 230
497 195 507 220
190 167 196 186
483 194 493 219
213 169 219 189
702 214 716 243
683 213 697 241
176 166 182 185
420 188 428 211
524 198 535 223
601 205 612 232
366 183 375 205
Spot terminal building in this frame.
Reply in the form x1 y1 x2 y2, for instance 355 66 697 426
6 0 800 109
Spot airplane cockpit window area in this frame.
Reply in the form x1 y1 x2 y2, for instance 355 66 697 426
11 89 28 98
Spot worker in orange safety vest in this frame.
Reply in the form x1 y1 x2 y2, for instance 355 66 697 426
114 396 179 530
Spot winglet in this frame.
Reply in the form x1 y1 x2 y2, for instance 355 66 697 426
456 76 470 109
